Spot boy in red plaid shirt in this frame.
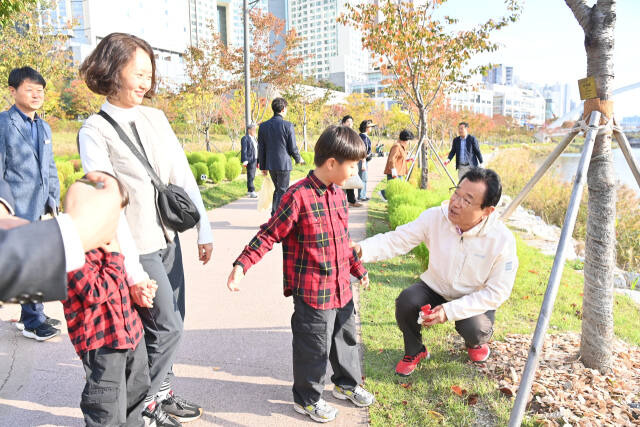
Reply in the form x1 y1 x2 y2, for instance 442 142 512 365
64 174 157 426
227 125 375 423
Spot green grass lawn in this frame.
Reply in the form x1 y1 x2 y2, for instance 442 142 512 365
360 181 639 426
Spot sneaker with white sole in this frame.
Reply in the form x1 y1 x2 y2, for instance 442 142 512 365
377 190 387 202
15 315 61 331
161 393 202 423
332 385 375 407
22 322 60 341
293 398 338 423
143 402 182 427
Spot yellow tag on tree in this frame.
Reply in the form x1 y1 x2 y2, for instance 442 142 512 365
578 77 598 100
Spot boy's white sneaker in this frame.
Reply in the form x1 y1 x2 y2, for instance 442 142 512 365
293 398 338 423
332 385 375 407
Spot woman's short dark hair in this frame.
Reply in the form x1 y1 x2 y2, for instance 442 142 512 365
314 126 367 167
359 119 374 133
460 168 502 209
80 33 156 98
399 129 414 141
341 115 353 124
271 97 288 114
8 66 46 89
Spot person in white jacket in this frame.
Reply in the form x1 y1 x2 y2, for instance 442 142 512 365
355 168 518 376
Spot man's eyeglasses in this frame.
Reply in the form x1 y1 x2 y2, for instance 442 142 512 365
449 186 476 208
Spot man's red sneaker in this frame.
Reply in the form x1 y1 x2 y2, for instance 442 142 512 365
467 344 490 362
395 346 430 376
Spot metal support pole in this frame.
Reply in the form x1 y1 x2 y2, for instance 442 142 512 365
405 138 424 182
508 111 601 427
424 137 456 186
613 129 640 190
501 129 580 220
243 0 251 131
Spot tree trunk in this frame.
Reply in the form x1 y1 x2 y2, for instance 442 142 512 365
567 0 616 373
205 127 211 152
303 104 308 152
419 108 429 189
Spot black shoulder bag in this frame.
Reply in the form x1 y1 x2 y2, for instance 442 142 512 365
98 110 200 232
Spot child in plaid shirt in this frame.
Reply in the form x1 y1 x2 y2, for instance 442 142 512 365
227 125 375 423
64 173 157 426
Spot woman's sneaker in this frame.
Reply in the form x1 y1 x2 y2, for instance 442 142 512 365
161 393 203 422
332 385 375 407
143 402 181 427
293 398 338 423
22 322 60 341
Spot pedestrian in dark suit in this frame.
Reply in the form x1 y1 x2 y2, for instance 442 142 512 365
444 122 483 181
0 171 126 305
258 97 304 216
0 67 61 340
241 123 259 198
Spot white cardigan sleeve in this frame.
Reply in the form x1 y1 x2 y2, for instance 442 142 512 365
160 113 213 245
78 126 150 284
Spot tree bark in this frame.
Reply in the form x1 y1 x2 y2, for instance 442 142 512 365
567 0 617 373
419 108 429 189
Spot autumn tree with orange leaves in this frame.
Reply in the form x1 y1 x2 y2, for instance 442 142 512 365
183 10 304 151
339 0 521 188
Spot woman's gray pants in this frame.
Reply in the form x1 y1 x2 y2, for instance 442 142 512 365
137 235 186 399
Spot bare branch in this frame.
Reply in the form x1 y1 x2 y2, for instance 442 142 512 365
565 0 592 31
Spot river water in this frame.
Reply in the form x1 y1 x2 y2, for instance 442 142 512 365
547 147 640 193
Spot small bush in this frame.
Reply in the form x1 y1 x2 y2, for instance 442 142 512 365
301 151 314 165
208 153 226 167
208 161 225 183
56 161 74 182
190 165 198 182
193 162 209 184
225 157 242 181
225 151 239 160
188 152 206 164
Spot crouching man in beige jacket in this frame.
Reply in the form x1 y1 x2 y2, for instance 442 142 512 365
355 168 518 376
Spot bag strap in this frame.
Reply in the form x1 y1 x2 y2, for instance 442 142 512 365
97 110 165 191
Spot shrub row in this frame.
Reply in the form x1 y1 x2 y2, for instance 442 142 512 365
186 151 242 184
54 154 83 207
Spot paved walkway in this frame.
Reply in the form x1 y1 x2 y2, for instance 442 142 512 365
0 157 387 427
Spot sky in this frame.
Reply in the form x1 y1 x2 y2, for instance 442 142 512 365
437 0 640 119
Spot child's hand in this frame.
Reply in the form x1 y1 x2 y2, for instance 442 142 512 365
227 265 244 291
130 280 156 308
359 273 369 289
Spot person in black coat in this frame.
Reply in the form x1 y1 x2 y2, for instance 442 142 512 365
444 122 483 181
258 97 304 216
241 123 259 198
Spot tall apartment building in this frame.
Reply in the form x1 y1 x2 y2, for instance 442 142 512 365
270 0 370 92
188 0 268 47
46 0 191 84
483 64 515 86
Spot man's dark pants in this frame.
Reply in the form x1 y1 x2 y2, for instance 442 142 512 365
396 280 495 356
80 338 150 427
246 160 257 193
291 297 362 406
269 170 290 216
137 235 185 399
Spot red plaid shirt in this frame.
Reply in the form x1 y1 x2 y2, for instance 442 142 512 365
63 249 144 357
234 171 367 310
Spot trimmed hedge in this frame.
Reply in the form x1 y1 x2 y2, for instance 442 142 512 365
193 162 209 184
208 161 225 183
208 153 226 167
190 165 198 182
224 151 239 160
225 157 242 181
300 151 314 166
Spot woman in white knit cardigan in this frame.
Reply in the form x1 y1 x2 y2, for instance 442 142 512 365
77 33 212 426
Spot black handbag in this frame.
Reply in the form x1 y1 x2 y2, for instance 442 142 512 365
98 110 200 232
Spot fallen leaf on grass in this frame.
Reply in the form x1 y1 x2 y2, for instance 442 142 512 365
400 382 412 389
378 348 384 354
428 410 444 420
401 400 407 405
528 269 539 275
212 367 221 371
466 394 479 406
451 385 467 396
500 387 514 398
522 295 530 300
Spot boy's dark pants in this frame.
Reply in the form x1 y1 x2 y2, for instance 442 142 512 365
291 297 361 406
80 338 150 427
395 280 495 356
